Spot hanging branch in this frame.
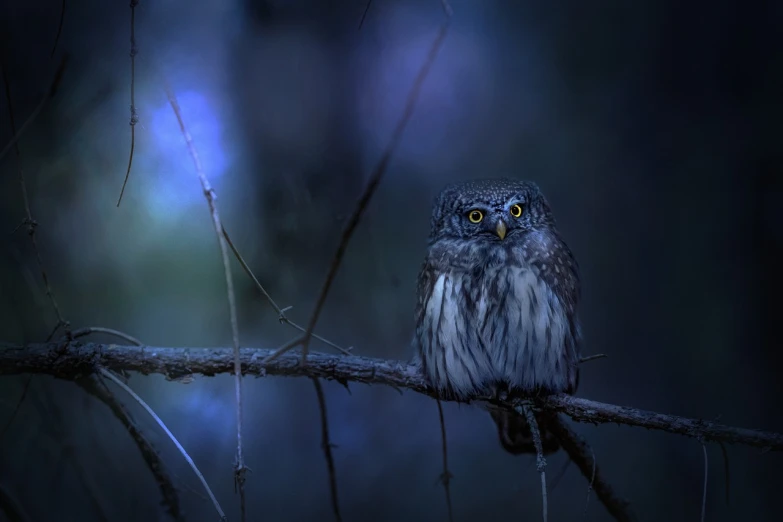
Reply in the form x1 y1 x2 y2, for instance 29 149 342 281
116 0 139 207
164 83 247 521
2 60 69 338
520 403 548 522
75 375 185 521
435 400 454 522
50 0 67 58
311 377 342 522
0 55 70 164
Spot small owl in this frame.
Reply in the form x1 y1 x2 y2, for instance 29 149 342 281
413 178 581 454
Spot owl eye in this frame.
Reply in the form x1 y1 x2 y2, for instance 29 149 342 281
509 204 523 218
467 210 484 223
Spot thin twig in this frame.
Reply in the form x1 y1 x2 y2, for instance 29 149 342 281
45 321 64 342
263 9 453 367
117 0 139 207
98 367 227 521
701 441 708 522
582 446 596 520
358 0 373 30
436 400 454 522
50 0 66 58
77 375 184 520
312 378 342 522
0 55 69 164
221 225 352 355
579 354 607 364
165 83 246 520
68 326 143 346
717 441 730 506
1 60 69 439
520 404 548 522
548 458 571 492
0 375 32 440
2 62 67 331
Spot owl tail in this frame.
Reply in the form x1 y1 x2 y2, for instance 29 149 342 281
488 407 561 455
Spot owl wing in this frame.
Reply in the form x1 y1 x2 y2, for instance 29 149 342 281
525 229 581 316
413 259 437 342
409 259 434 371
516 228 583 393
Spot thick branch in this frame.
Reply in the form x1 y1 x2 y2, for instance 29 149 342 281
1 341 781 451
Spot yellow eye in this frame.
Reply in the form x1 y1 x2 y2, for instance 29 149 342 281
510 204 523 218
467 210 484 223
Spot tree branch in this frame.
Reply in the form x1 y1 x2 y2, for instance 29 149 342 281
115 0 139 207
2 341 781 452
520 403 548 522
546 415 636 522
75 375 185 521
164 82 247 520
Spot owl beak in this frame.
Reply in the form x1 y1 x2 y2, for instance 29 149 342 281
495 220 507 240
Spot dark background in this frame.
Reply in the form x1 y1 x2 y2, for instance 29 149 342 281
1 0 781 521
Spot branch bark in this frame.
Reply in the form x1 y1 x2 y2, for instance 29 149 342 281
1 341 781 451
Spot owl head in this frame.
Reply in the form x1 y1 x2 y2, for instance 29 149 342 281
429 178 555 243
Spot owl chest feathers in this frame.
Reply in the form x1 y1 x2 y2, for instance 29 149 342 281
417 259 579 400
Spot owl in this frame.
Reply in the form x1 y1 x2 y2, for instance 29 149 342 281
413 178 581 454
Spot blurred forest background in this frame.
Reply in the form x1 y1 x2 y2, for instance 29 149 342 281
1 0 781 521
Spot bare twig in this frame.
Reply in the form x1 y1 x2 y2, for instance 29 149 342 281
0 375 32 440
547 415 636 522
1 60 69 439
582 446 596 520
358 0 373 30
0 55 69 164
221 225 352 356
2 62 67 332
117 0 139 207
548 458 571 492
76 375 184 520
45 320 64 342
579 354 607 364
520 403 548 522
263 9 452 367
50 0 66 58
435 400 454 522
312 378 342 522
165 83 246 519
3 342 783 453
718 441 730 506
0 483 32 522
68 326 143 346
97 367 227 521
701 441 708 522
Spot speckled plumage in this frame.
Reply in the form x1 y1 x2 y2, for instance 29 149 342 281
413 179 581 454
